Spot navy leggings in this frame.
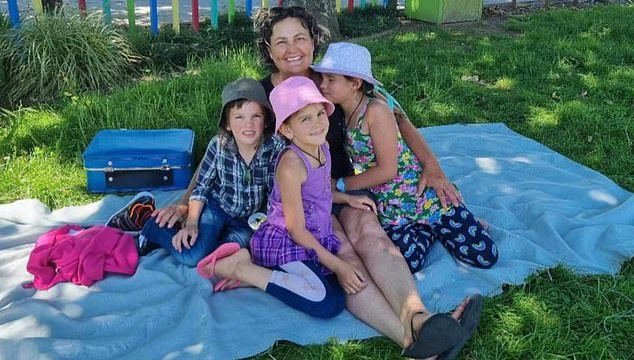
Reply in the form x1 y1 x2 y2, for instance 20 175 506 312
265 261 345 319
384 205 498 273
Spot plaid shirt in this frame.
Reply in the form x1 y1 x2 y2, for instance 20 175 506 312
190 134 284 219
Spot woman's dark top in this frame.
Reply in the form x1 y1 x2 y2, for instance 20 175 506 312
261 75 353 179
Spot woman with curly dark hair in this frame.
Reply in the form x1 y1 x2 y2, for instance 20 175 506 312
154 6 480 359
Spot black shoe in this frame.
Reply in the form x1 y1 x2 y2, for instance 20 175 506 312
106 192 155 232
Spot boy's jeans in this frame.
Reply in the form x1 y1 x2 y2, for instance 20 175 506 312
140 200 252 267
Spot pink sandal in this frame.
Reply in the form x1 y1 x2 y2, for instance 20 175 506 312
196 243 241 292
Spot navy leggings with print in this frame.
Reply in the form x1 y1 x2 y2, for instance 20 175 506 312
384 205 498 273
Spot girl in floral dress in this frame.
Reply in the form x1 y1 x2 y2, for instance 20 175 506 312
313 42 498 273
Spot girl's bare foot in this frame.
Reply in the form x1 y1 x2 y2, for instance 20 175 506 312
213 248 251 280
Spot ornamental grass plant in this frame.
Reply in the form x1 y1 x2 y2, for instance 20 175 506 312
1 9 139 106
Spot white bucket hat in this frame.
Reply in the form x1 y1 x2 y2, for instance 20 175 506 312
311 42 383 86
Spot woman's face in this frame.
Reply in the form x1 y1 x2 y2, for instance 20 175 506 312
269 17 314 77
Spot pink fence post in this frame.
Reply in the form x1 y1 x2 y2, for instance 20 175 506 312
192 0 199 32
78 0 87 16
347 0 353 14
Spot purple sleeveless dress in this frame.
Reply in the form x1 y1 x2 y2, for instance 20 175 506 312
250 143 341 274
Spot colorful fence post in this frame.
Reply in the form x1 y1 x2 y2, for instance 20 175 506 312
245 0 252 17
347 0 353 14
336 0 341 13
192 0 199 32
261 0 269 8
103 0 112 25
78 0 87 16
383 0 388 7
360 0 366 8
7 0 20 28
277 0 283 7
150 0 159 35
211 0 219 29
372 0 377 6
33 0 44 16
127 0 136 32
228 0 235 24
172 0 180 33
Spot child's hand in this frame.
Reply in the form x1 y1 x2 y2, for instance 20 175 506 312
418 165 462 208
171 223 198 252
334 261 367 294
153 204 188 228
346 194 378 215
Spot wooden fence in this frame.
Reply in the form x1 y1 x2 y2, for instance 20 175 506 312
5 0 392 34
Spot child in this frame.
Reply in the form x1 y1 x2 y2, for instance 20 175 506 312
196 76 374 318
312 42 499 273
106 78 284 267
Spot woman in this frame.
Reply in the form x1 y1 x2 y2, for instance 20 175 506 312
155 6 479 358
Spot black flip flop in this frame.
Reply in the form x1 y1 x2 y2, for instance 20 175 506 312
401 312 462 358
437 294 484 360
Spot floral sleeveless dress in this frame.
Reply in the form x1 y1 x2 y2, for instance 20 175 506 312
344 101 449 227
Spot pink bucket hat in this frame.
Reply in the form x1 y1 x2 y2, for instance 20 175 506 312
270 76 335 133
311 42 382 86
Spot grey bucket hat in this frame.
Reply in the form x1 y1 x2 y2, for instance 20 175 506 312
218 77 275 130
221 78 273 123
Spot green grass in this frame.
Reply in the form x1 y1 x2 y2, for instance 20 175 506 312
0 4 633 359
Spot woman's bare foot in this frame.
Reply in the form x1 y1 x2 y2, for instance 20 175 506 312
402 297 471 359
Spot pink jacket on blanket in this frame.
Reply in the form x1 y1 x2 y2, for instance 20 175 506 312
24 224 139 290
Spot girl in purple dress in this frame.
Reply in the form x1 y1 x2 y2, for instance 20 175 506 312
197 76 376 318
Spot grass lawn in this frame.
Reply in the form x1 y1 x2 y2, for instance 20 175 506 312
1 4 632 359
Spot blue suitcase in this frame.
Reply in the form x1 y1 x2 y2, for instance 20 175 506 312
83 129 195 193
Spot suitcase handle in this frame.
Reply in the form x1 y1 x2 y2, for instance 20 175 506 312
105 169 174 189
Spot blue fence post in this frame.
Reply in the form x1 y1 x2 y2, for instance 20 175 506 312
211 0 218 29
150 0 159 34
103 0 112 26
246 0 252 17
7 0 20 28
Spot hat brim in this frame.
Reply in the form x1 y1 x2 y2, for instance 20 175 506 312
311 65 383 86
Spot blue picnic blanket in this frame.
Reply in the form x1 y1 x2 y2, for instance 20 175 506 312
1 123 632 359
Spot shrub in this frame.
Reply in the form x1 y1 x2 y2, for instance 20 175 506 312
126 12 256 72
339 5 400 38
2 9 139 106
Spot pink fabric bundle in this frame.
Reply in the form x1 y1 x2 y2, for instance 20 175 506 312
24 225 139 290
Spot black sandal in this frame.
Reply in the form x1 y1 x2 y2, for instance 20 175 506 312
437 294 484 360
401 312 462 358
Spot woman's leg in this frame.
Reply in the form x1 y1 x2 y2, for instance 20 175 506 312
433 205 498 269
337 207 431 348
333 216 405 345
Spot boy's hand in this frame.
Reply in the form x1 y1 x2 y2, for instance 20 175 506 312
153 204 188 229
346 194 378 215
334 261 367 294
171 222 198 252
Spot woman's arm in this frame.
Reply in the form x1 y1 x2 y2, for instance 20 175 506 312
396 110 461 207
342 101 398 191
